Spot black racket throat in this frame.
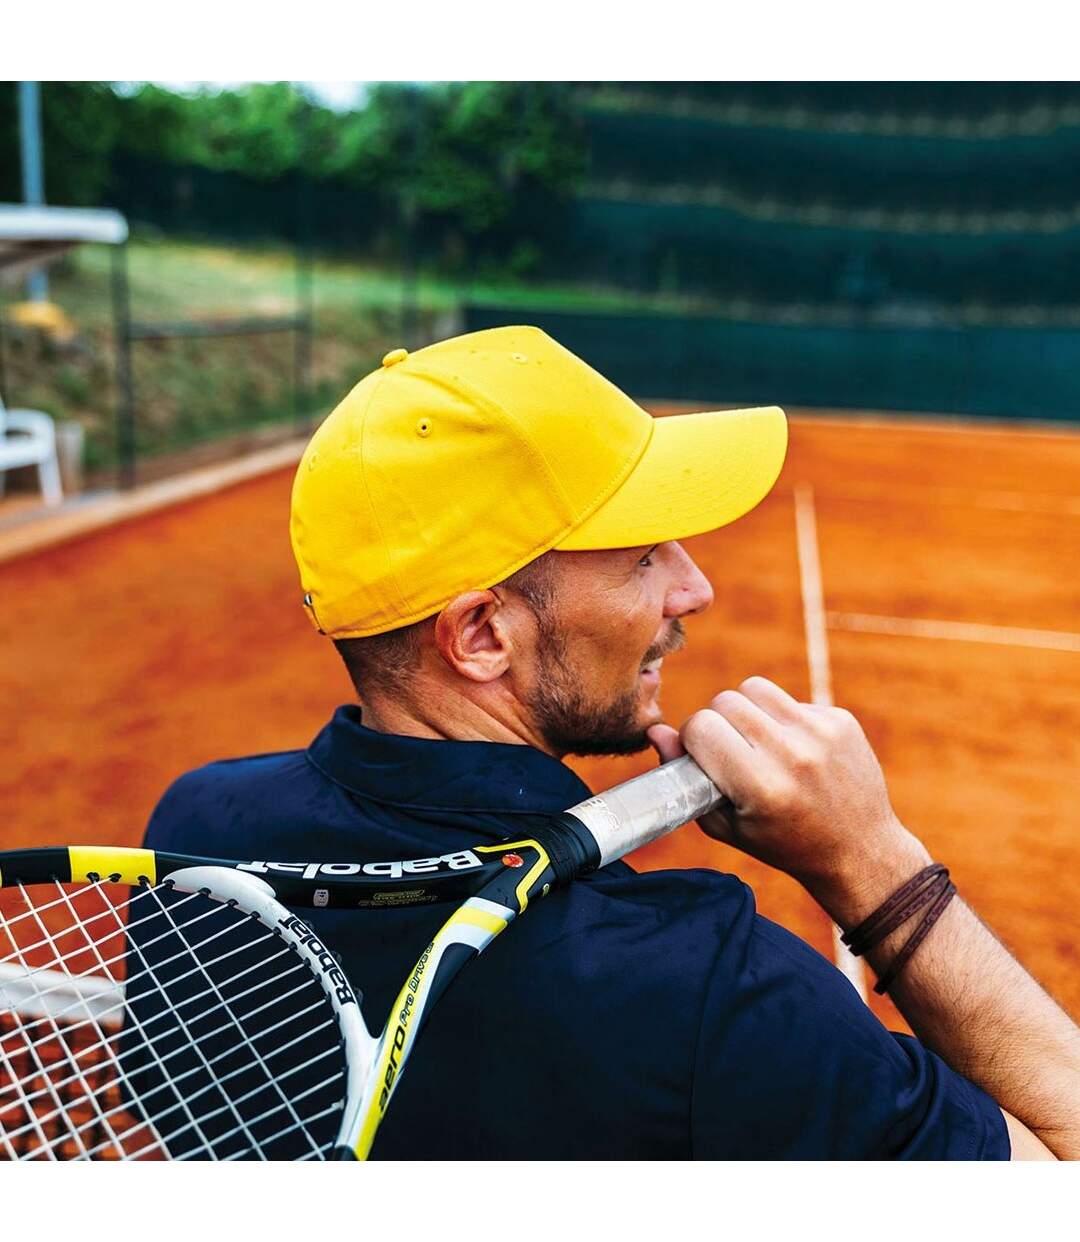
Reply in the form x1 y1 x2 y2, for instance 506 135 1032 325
527 811 602 882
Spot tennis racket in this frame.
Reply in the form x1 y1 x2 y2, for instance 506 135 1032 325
0 754 722 1161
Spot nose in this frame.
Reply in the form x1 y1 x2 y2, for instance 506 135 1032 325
663 543 714 617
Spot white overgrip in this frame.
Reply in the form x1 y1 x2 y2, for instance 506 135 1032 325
565 756 724 868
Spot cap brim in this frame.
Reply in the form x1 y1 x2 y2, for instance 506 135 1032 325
556 405 788 551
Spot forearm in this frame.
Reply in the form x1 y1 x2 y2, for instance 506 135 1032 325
665 677 1080 1159
810 836 1080 1160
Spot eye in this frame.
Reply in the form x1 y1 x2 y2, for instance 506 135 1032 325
638 552 655 568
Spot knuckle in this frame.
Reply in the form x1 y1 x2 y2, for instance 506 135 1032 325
681 709 715 746
807 705 849 741
760 774 796 810
711 688 743 713
789 742 822 774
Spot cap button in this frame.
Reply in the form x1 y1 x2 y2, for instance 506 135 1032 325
382 347 409 368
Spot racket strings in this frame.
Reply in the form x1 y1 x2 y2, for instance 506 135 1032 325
0 946 334 1153
2 887 300 1132
0 878 350 1160
5 936 303 1103
1 881 156 1161
3 1003 345 1163
142 880 328 1161
1 932 305 1132
1 881 343 1161
50 1001 345 1162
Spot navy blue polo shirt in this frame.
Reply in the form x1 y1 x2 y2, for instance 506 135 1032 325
144 704 1009 1160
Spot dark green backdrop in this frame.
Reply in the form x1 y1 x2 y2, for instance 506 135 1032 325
464 305 1080 423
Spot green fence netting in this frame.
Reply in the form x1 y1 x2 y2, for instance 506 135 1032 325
463 304 1080 423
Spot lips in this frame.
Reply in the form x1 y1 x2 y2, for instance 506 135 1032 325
639 620 686 674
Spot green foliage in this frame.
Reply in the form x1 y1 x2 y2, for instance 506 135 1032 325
0 81 585 269
118 82 313 179
414 83 585 233
0 82 122 204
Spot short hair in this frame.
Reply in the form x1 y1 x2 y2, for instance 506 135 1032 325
333 552 559 699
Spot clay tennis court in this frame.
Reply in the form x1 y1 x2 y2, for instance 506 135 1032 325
1 410 1078 1036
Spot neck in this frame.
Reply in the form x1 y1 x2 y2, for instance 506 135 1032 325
359 678 557 755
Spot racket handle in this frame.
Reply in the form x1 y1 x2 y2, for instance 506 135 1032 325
565 755 726 869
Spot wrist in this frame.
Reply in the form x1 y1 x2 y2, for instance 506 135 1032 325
799 823 933 931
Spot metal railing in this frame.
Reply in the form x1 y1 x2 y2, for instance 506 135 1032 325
109 244 314 489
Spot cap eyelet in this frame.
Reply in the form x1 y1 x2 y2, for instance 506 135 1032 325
511 352 528 363
416 418 432 437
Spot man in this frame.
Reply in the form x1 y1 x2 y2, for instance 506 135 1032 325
145 326 1080 1159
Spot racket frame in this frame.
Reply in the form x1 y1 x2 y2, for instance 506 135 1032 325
0 864 377 1161
1 754 725 1160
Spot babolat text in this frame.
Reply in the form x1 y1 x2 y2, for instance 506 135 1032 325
238 850 483 881
278 912 357 1006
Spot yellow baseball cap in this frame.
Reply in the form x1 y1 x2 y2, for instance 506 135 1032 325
291 325 787 638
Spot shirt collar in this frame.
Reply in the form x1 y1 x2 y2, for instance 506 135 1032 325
307 705 593 815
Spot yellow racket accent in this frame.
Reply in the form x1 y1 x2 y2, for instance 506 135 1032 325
475 839 552 913
351 900 514 1159
68 846 157 886
455 906 508 937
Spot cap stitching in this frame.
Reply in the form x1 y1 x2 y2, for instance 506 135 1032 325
446 363 655 529
357 361 575 628
413 364 579 521
292 370 378 617
356 368 416 619
412 356 657 540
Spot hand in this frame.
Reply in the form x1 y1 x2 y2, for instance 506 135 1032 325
647 676 929 915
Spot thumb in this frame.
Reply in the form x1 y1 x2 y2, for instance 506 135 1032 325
646 723 686 765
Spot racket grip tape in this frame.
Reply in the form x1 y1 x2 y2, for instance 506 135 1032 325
564 756 723 868
526 813 603 886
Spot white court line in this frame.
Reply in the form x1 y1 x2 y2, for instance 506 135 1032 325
792 485 868 1001
812 480 1080 517
828 611 1080 653
793 485 834 706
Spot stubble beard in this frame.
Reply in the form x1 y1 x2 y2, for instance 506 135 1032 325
525 616 686 758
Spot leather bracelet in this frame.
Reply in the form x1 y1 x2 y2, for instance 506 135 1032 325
841 863 948 956
872 880 957 994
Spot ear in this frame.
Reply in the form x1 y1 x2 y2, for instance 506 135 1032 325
434 590 513 683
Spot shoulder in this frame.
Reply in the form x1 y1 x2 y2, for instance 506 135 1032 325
153 747 315 806
580 862 758 949
143 747 328 852
511 860 766 1001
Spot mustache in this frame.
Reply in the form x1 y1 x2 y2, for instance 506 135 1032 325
641 618 686 668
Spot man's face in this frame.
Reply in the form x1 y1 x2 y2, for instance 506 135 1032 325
518 542 714 757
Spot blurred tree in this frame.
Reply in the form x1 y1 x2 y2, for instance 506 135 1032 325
111 83 198 166
0 81 586 268
0 81 122 205
305 81 585 235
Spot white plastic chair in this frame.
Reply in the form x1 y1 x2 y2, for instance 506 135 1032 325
0 392 63 506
